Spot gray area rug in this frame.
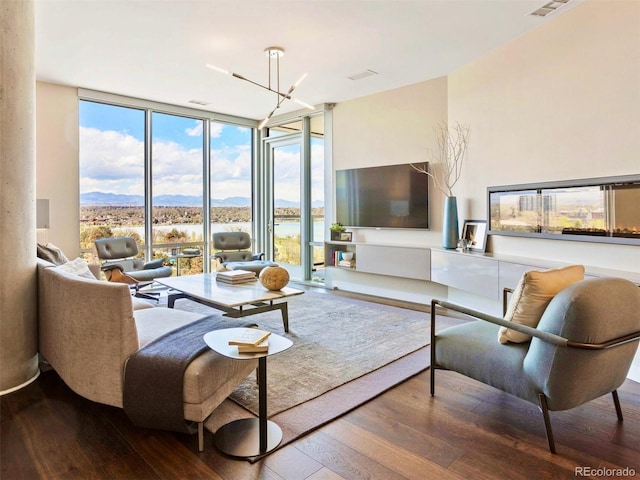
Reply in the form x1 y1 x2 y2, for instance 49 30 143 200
172 290 428 414
168 289 462 460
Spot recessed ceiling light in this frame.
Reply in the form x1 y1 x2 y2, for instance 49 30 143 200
530 0 570 17
348 69 379 81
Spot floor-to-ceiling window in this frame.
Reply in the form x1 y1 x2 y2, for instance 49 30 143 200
150 112 205 275
79 101 146 262
210 121 253 239
79 95 255 275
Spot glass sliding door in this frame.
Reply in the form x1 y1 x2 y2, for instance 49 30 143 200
270 140 303 278
263 113 325 282
309 119 325 282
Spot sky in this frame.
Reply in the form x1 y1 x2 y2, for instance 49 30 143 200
79 100 324 202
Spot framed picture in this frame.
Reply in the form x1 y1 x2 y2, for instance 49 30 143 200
339 231 353 242
461 220 487 252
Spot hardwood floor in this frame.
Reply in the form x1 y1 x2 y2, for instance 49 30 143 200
3 286 639 479
3 365 639 479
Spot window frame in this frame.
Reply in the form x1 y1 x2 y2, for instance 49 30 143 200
78 89 257 271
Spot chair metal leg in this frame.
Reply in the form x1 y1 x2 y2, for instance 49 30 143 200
430 300 437 396
612 390 624 421
538 393 556 454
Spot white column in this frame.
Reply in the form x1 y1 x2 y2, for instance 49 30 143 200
0 0 39 393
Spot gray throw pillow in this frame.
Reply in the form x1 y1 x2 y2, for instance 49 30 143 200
37 243 69 265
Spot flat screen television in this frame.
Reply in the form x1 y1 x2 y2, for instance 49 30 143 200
336 163 429 229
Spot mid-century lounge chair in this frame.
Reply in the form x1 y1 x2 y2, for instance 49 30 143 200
94 236 172 300
212 231 277 274
430 276 640 453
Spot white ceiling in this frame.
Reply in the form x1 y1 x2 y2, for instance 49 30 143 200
35 0 582 122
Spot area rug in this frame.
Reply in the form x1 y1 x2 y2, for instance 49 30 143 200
168 290 461 461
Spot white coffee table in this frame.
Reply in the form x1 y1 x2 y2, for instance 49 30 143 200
157 273 303 332
204 328 293 457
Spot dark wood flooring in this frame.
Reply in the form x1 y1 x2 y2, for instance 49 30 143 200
3 367 639 479
3 287 639 479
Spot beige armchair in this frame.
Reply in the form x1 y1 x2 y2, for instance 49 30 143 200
430 277 640 453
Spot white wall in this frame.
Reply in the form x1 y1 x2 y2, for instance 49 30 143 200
448 0 640 381
329 76 449 302
333 75 448 248
448 0 640 272
330 0 640 380
36 82 80 258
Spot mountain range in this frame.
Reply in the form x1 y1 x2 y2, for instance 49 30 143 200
80 191 322 208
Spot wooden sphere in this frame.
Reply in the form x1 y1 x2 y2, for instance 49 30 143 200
259 266 290 291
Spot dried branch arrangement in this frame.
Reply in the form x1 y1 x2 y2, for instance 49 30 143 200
411 122 470 197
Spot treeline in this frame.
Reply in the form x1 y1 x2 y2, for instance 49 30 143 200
80 205 324 226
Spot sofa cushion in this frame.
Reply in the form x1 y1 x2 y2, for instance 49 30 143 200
56 257 95 279
134 307 208 347
132 297 155 310
132 308 257 421
436 321 538 403
498 264 585 344
37 242 69 265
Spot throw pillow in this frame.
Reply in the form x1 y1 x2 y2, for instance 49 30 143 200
498 264 585 344
37 242 69 265
57 257 96 279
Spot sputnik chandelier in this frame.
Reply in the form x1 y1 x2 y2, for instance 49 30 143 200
207 46 314 130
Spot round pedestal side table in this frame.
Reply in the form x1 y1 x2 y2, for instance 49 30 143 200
203 328 292 458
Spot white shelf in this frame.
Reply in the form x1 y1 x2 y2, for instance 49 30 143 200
325 241 430 281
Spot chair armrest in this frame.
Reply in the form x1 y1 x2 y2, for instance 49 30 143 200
252 252 265 261
431 299 568 347
143 258 164 270
432 299 640 350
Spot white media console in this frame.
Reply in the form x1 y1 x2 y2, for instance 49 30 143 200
324 241 640 302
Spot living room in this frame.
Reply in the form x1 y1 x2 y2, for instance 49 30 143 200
2 0 639 478
33 0 640 356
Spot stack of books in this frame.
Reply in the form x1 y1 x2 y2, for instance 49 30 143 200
228 329 271 353
216 269 257 284
338 259 355 268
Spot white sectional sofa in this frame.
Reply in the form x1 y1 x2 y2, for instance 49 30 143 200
36 258 257 451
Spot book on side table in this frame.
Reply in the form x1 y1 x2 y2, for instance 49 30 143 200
228 329 271 353
236 339 269 353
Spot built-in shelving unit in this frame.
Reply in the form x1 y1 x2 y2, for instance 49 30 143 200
324 241 431 281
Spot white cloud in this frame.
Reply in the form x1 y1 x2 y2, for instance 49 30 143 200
210 122 224 138
80 126 252 197
185 121 203 137
79 124 326 203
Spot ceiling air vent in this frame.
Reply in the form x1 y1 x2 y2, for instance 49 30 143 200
348 69 378 81
188 99 211 106
530 0 570 17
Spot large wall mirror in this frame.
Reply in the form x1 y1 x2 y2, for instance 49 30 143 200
488 174 640 246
